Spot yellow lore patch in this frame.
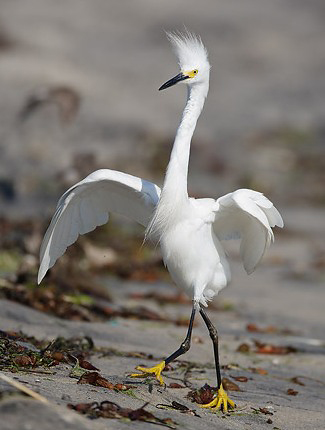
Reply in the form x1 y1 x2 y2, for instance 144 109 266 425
184 69 198 78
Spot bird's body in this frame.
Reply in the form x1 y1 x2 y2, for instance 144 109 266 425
158 197 230 305
38 31 283 412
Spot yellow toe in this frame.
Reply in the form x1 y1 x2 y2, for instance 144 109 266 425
130 361 166 385
199 384 235 413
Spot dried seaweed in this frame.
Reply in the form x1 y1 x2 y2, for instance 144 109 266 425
186 383 217 404
221 377 241 392
0 331 97 373
248 367 268 375
168 383 185 389
246 323 296 335
77 372 131 391
129 291 191 305
254 340 297 355
237 343 251 353
0 278 189 325
157 400 200 417
251 407 273 415
0 330 53 371
230 375 248 382
290 376 305 386
68 400 177 428
237 340 297 355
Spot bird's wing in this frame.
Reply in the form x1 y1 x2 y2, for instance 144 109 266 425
38 169 160 283
212 189 283 274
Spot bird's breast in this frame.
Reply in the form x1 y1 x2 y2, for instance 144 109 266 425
159 218 229 295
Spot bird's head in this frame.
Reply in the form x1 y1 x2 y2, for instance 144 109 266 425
159 30 210 91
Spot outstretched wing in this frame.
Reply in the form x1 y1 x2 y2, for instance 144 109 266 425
212 189 283 274
38 169 160 283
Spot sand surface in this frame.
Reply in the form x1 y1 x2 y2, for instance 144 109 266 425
0 1 324 429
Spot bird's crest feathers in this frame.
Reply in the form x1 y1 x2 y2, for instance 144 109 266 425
166 30 210 72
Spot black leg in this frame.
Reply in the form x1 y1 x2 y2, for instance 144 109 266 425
164 306 196 365
199 306 222 388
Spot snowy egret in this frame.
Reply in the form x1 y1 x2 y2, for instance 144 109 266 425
38 31 283 412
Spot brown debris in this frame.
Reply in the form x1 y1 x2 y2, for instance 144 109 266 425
129 291 191 305
78 359 99 371
13 355 34 367
254 340 297 355
129 290 224 311
79 360 99 370
1 276 187 325
68 401 177 428
0 330 52 371
237 343 251 353
77 372 130 391
252 407 273 415
44 336 95 370
99 304 192 326
287 388 299 396
186 383 217 404
246 323 295 335
290 376 305 386
169 383 185 389
171 401 192 411
260 407 273 415
0 331 100 374
248 367 268 375
0 217 185 326
247 323 277 333
157 401 200 417
78 372 113 389
0 281 108 322
50 352 66 362
231 375 248 382
222 377 241 391
237 340 297 355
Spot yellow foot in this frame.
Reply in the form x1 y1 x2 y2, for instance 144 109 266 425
199 384 235 413
130 361 166 386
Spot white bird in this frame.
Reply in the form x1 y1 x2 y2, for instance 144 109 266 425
38 31 283 412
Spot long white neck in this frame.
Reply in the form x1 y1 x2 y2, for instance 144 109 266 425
146 82 208 240
164 83 207 196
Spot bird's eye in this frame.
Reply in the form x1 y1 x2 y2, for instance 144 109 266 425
186 69 199 79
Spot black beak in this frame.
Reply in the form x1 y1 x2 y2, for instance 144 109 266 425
159 72 189 91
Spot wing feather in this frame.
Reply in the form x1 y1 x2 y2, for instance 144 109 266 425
213 189 283 274
38 169 160 283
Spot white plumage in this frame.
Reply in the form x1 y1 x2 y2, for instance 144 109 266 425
38 32 283 407
38 169 160 284
38 31 283 307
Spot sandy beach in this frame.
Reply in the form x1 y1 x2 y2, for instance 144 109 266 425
0 1 324 429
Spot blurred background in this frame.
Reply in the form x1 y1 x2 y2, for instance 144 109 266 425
0 0 324 329
1 0 325 216
0 4 324 427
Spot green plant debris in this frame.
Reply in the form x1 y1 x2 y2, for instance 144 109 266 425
69 360 89 379
0 251 21 274
62 294 95 306
0 331 53 372
123 388 141 399
0 331 96 373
